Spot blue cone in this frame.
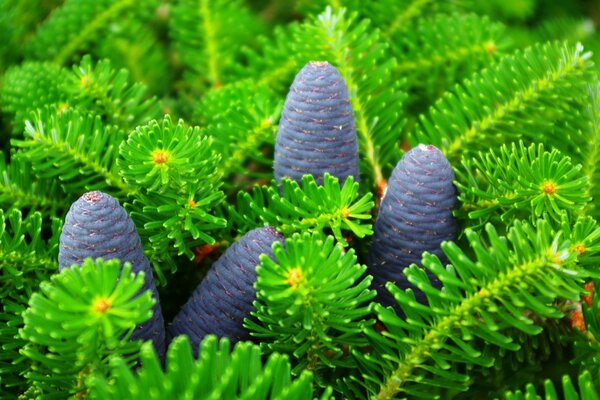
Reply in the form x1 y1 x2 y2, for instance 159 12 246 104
167 226 284 355
368 145 459 308
59 191 166 358
274 61 359 185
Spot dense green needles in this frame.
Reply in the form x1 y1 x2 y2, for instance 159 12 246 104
0 1 599 399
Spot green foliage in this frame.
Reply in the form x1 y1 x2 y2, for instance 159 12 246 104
0 155 65 214
413 41 593 162
455 142 590 228
0 62 69 131
247 233 375 386
560 215 600 269
353 219 599 398
170 0 264 91
25 0 155 65
580 82 600 220
88 335 330 399
66 55 161 130
119 116 216 192
0 209 60 395
94 19 171 96
19 258 154 398
119 116 226 275
0 1 599 398
571 280 600 383
197 81 282 184
230 174 373 245
394 13 509 114
0 55 159 133
12 107 127 196
501 370 599 400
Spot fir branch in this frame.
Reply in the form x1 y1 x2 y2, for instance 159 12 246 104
53 0 138 65
0 155 65 214
534 17 597 45
119 116 227 273
66 55 160 130
25 0 146 65
0 62 69 131
196 81 282 183
170 0 264 90
501 370 599 399
382 0 437 38
354 219 599 398
229 174 373 245
580 82 600 220
95 19 171 95
455 142 590 227
20 258 154 398
560 214 600 272
414 42 594 162
247 233 375 388
571 280 600 381
394 14 505 75
0 209 60 396
0 209 60 300
238 23 306 93
12 107 129 196
392 13 509 113
468 0 536 21
88 335 329 399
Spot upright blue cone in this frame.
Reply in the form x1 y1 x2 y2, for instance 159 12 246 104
274 61 359 185
58 191 166 358
368 145 459 307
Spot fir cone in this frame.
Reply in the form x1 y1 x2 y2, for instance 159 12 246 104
58 191 166 358
274 61 359 185
368 144 459 307
168 227 284 355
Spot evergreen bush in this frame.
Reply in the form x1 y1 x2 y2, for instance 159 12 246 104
1 1 600 398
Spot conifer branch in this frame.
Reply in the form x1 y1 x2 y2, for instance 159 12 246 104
171 0 264 89
13 108 129 196
355 219 600 398
0 156 65 213
0 209 61 395
581 82 600 219
197 81 282 182
415 42 593 162
26 0 142 65
88 336 328 399
383 0 433 38
19 259 153 398
502 370 598 399
393 14 507 75
53 0 136 65
230 174 373 245
455 142 590 227
248 233 375 388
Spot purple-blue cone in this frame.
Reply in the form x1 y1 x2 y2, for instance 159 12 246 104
167 226 284 355
274 61 359 185
58 191 166 358
368 145 459 307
